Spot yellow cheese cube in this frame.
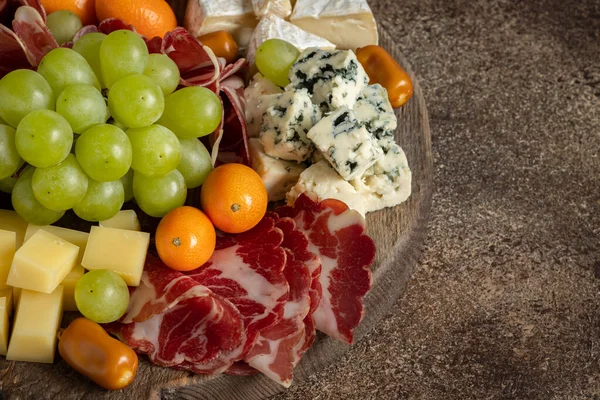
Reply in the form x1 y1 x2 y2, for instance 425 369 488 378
82 226 150 286
7 230 79 293
0 229 16 288
0 288 13 317
24 224 89 264
0 295 10 355
0 210 27 249
6 286 63 363
99 210 141 231
62 264 84 312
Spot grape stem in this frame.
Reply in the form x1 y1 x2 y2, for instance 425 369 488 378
11 163 28 179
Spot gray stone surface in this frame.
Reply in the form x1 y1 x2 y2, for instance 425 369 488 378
274 0 600 399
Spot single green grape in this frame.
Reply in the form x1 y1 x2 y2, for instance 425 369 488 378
133 169 186 217
75 124 132 181
73 179 124 222
11 167 65 224
143 53 181 96
46 10 82 45
177 138 212 189
127 124 180 177
256 39 300 87
56 84 109 133
0 69 54 127
108 74 164 129
37 47 101 96
73 32 107 88
120 168 134 202
31 154 88 211
15 109 73 168
100 30 148 89
74 269 129 323
158 86 222 139
0 124 22 180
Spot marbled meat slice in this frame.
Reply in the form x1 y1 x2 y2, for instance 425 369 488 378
276 193 376 344
109 255 245 374
245 247 312 387
184 217 289 362
0 24 31 77
11 5 56 66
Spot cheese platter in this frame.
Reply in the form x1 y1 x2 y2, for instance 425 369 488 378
0 0 432 398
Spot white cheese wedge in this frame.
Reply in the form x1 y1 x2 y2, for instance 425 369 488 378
245 73 284 137
246 13 335 66
287 160 366 215
6 286 63 363
185 0 257 48
252 0 292 19
249 138 306 201
289 0 378 50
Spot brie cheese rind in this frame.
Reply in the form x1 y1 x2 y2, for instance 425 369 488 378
246 13 335 66
245 73 284 137
252 0 293 19
288 48 369 113
185 0 257 48
289 0 379 50
249 138 306 202
307 107 383 181
287 160 367 216
350 139 412 213
259 89 321 162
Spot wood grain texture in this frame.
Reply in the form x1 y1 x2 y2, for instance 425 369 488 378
0 6 432 399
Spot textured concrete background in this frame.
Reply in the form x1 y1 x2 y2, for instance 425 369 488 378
275 0 600 399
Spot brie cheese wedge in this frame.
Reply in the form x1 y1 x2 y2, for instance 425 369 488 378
246 13 335 65
185 0 257 48
252 0 293 19
289 0 379 50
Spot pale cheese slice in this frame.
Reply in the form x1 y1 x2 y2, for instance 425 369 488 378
246 13 335 65
252 0 292 19
185 0 257 48
289 0 378 50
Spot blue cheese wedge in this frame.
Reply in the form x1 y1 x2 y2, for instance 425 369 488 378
287 48 369 112
245 73 283 137
289 0 378 50
354 84 398 141
259 89 321 162
287 160 366 215
185 0 256 48
307 107 383 181
249 138 306 202
351 140 412 213
252 0 293 19
246 13 335 66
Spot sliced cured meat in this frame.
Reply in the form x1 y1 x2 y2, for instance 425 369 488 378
212 75 251 165
72 25 98 42
162 27 220 91
12 6 57 66
0 24 31 77
97 18 135 34
109 255 245 375
184 217 289 359
0 0 45 24
276 193 376 344
245 246 311 387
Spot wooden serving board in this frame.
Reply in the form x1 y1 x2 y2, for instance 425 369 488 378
0 5 433 399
